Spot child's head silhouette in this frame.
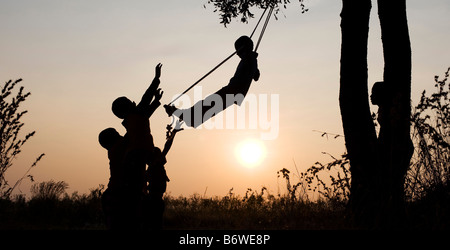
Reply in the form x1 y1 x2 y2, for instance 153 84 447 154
371 81 388 106
112 96 135 119
235 36 254 58
99 128 122 150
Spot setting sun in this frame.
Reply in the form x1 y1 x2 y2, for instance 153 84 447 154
236 139 266 167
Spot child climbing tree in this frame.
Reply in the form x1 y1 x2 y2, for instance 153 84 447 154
340 0 412 228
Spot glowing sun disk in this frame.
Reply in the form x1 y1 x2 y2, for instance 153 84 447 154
236 140 266 167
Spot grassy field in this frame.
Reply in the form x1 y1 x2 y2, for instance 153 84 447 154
162 191 348 230
0 187 348 230
1 183 449 230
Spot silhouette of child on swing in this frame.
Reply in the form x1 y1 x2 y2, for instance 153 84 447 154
164 36 260 128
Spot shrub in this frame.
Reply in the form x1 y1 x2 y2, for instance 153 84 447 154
406 67 450 201
30 180 69 200
0 79 44 199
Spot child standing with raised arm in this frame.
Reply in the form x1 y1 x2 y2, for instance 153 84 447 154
111 63 164 193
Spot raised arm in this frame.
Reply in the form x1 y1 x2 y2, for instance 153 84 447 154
162 121 183 157
146 88 163 118
138 63 162 108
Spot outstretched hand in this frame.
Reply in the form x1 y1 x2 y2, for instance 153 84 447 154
166 120 184 140
173 120 184 133
155 63 163 79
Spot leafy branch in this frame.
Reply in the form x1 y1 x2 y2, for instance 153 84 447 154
204 0 308 26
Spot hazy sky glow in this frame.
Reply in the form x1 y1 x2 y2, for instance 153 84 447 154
1 0 449 198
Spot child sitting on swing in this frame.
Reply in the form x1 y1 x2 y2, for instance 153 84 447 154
164 36 260 128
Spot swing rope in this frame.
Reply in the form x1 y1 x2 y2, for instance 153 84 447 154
255 6 274 52
167 5 274 106
250 4 272 39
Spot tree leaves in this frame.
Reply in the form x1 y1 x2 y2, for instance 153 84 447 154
205 0 308 26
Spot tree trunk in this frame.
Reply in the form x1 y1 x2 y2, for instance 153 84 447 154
339 0 380 227
340 0 413 228
376 0 413 227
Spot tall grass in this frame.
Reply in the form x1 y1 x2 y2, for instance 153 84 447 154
406 67 450 201
0 183 105 229
163 187 348 230
0 178 348 230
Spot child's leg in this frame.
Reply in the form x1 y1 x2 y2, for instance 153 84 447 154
178 86 232 128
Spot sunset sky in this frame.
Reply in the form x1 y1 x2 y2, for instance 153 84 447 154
1 0 449 198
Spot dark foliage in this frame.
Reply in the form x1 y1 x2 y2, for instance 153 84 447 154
0 79 44 199
204 0 308 26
